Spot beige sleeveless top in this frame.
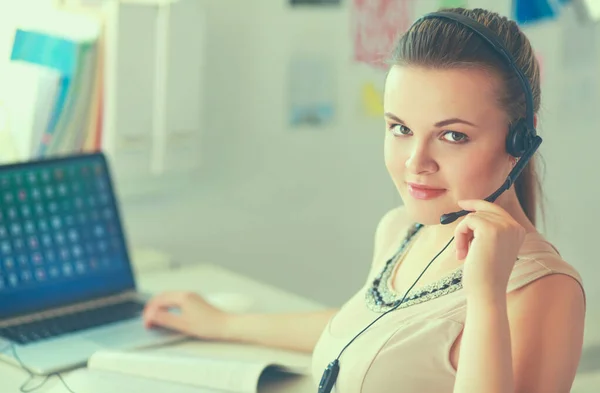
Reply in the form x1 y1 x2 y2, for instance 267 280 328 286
310 227 585 393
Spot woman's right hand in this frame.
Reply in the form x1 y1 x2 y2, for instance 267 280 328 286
142 291 232 341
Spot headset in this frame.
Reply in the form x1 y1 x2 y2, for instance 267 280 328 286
317 11 543 393
436 11 543 225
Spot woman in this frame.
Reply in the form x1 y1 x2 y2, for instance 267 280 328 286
142 8 586 393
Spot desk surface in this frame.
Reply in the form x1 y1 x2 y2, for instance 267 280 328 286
0 264 324 393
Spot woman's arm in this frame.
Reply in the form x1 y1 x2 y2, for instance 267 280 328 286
221 308 338 353
144 290 338 353
453 274 585 393
453 295 514 393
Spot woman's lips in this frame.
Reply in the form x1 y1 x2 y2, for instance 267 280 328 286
406 183 447 200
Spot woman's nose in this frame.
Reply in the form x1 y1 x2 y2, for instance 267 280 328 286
405 144 438 175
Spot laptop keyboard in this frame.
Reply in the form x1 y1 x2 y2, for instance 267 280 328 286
0 300 145 345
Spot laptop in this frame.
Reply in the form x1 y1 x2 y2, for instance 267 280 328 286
0 152 184 375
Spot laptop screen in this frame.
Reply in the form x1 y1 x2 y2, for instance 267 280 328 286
0 152 136 319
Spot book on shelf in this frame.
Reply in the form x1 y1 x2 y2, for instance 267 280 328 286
6 6 103 162
2 0 205 199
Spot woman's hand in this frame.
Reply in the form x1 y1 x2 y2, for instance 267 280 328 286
142 291 231 340
454 199 527 302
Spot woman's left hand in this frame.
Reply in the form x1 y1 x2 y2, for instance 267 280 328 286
454 199 527 302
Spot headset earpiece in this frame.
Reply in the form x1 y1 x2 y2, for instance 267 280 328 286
506 118 535 158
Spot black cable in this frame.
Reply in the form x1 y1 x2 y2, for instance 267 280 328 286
1 342 76 393
334 235 456 361
318 234 457 393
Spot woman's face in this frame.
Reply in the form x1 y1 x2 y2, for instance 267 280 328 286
383 65 515 225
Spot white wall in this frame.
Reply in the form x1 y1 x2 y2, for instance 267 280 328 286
113 0 600 353
1 0 599 345
117 0 402 306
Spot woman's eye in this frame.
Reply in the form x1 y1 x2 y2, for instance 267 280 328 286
390 124 411 136
442 131 468 143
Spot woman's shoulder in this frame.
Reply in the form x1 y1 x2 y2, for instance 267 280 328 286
517 232 582 279
509 232 586 306
369 205 413 272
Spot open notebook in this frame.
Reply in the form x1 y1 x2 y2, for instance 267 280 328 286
50 341 312 393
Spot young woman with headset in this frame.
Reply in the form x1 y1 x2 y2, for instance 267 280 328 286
142 7 586 393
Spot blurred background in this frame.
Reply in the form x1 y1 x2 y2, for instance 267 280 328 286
0 0 599 388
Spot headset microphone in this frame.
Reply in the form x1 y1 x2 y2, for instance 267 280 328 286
439 135 542 225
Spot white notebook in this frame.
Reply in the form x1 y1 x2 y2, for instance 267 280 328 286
51 342 311 393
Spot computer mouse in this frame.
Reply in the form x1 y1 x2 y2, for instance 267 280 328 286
204 292 254 313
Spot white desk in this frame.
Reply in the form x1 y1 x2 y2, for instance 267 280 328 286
0 264 325 393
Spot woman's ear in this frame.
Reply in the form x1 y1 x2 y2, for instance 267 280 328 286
533 114 538 129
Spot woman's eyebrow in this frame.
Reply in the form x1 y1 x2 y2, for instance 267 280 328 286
384 112 477 128
434 118 477 128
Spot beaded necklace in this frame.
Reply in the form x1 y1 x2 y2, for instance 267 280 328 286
365 223 464 313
